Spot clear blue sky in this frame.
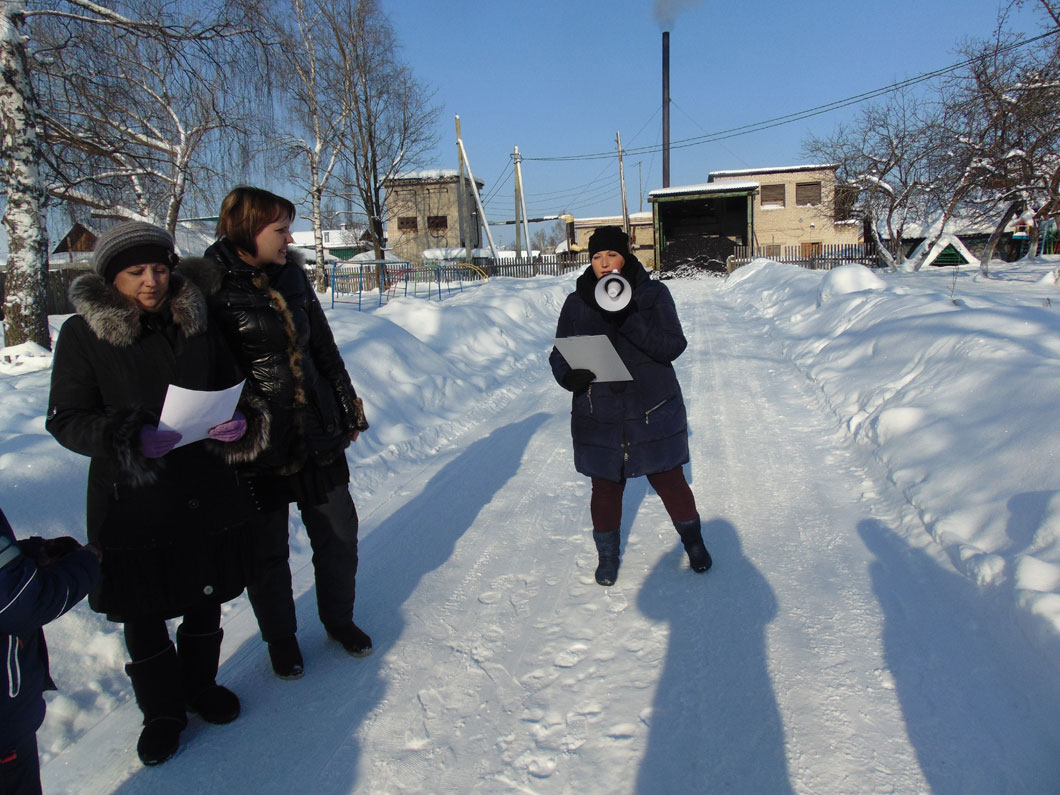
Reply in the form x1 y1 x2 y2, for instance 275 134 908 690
384 0 1049 240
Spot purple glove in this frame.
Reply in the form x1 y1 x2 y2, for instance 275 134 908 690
208 411 247 443
140 426 182 458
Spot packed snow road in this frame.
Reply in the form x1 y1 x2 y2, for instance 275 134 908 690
42 276 1060 794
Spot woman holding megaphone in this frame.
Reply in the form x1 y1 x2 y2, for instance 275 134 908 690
550 226 711 586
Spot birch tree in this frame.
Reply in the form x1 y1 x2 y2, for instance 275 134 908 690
271 0 354 291
0 0 258 348
333 0 439 261
32 5 261 235
1 0 51 347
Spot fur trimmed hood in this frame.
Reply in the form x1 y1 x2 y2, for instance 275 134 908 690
68 270 207 347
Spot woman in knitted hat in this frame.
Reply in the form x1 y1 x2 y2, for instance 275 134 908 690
46 220 268 766
550 225 711 586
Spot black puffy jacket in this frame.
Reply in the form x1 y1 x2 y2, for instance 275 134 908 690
182 240 367 475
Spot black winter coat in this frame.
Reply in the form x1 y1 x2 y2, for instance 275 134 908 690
46 272 264 621
0 508 98 749
550 257 690 481
182 241 368 476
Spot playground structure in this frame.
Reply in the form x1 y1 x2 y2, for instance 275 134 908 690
330 256 586 310
330 260 490 309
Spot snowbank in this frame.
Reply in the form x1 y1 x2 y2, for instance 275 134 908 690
725 256 1060 667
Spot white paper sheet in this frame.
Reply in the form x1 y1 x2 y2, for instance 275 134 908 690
158 380 245 448
552 335 633 382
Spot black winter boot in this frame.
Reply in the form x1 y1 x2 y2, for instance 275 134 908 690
176 626 240 725
267 635 305 680
124 644 188 766
326 622 373 657
592 530 621 586
674 517 712 573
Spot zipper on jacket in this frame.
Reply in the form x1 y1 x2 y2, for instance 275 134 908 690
644 399 668 424
587 384 593 415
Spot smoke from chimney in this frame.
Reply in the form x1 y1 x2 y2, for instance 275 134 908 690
652 0 704 29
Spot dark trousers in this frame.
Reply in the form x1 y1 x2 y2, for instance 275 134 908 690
246 483 359 642
123 603 221 661
0 735 41 795
590 466 698 531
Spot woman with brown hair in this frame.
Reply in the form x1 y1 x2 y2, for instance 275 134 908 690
181 186 372 680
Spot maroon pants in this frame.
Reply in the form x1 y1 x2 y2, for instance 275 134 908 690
590 466 697 531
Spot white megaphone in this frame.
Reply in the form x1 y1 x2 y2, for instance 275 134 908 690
594 272 632 313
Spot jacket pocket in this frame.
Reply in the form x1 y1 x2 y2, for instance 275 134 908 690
644 398 670 424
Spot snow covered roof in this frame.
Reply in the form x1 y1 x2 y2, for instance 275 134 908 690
574 211 653 224
174 220 215 258
878 210 1023 240
349 249 405 262
709 164 837 179
649 181 759 199
422 247 471 260
395 169 459 179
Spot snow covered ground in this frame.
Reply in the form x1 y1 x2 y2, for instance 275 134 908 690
2 258 1060 793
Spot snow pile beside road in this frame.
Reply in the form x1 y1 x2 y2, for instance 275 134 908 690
724 258 1060 670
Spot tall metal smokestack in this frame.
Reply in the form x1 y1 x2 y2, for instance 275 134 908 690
662 30 670 188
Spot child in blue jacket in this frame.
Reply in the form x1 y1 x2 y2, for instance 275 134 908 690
0 507 99 795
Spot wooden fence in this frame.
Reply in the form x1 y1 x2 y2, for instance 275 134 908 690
727 244 880 273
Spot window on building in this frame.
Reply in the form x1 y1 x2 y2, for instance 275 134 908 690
760 184 785 207
834 184 857 221
397 216 418 232
795 181 822 206
427 215 448 232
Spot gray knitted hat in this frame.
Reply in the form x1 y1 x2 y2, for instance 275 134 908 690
92 221 176 282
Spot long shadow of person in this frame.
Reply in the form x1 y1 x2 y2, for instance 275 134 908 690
110 413 550 794
858 518 1060 794
635 518 792 794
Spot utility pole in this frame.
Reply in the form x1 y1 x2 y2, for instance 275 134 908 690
513 147 523 258
638 161 643 213
455 116 470 258
617 131 630 235
455 115 499 262
513 146 531 259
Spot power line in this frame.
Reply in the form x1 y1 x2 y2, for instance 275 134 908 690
523 28 1060 163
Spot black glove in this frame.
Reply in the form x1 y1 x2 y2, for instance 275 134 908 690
17 536 82 566
606 299 637 323
16 536 46 560
562 369 596 392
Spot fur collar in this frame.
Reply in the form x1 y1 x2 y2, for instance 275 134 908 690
68 271 206 347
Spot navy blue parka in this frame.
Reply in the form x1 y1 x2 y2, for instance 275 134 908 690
549 256 690 481
0 508 99 750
